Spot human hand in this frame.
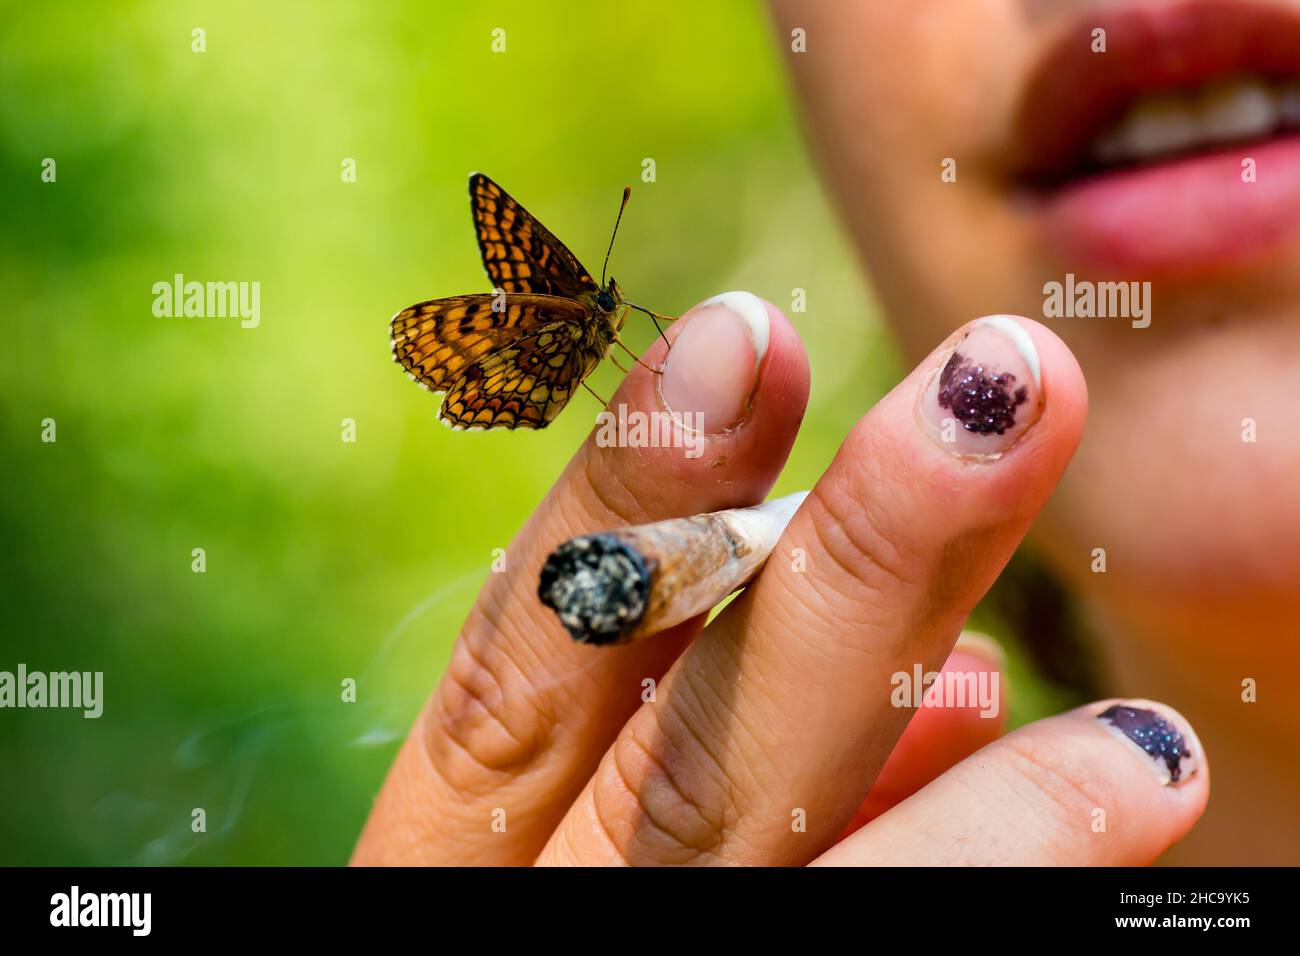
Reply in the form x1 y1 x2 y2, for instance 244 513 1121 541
353 293 1208 866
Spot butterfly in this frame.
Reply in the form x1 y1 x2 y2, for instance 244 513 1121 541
390 173 670 430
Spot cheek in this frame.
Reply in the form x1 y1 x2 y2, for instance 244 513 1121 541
1036 320 1300 628
778 1 1024 167
775 2 1037 354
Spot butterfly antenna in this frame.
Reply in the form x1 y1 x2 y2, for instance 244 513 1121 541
627 302 673 353
601 186 632 287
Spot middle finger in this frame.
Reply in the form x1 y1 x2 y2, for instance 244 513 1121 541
539 315 1087 865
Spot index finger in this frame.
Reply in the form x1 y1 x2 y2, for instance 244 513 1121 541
353 292 810 865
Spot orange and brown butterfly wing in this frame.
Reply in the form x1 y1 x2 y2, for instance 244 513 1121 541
470 173 600 299
391 292 587 394
439 320 605 430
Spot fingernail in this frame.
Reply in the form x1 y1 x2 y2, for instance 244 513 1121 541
953 629 1007 670
659 291 770 433
1097 703 1200 787
917 315 1043 460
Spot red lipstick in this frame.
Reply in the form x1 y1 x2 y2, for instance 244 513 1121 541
1015 1 1300 275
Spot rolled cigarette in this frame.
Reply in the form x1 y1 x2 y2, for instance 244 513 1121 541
537 491 808 645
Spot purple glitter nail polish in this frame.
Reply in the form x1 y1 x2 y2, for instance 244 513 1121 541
1099 704 1194 784
936 351 1030 436
917 317 1043 459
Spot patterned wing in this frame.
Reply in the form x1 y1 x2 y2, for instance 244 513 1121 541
470 173 600 298
391 293 590 394
439 321 603 430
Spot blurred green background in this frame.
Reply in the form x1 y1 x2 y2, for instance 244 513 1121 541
0 0 1068 864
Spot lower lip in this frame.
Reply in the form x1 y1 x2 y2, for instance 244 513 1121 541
1036 134 1300 275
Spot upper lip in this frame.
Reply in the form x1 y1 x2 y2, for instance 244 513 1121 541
1012 0 1300 185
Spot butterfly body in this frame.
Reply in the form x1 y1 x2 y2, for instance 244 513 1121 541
391 174 636 430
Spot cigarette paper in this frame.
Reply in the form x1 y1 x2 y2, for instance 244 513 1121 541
537 491 808 645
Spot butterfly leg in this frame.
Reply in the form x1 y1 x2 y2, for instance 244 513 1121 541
608 352 631 374
614 337 662 375
581 381 609 408
627 303 675 355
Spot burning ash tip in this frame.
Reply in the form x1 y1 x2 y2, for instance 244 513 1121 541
538 533 652 645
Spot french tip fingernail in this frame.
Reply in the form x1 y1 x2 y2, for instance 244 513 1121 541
953 629 1007 669
974 314 1040 387
918 314 1044 460
697 291 770 367
1098 703 1199 787
659 291 770 433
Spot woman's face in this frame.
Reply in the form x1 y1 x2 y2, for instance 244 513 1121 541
773 0 1300 642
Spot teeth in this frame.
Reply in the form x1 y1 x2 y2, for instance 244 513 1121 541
1120 94 1198 159
1279 81 1300 126
1198 78 1277 143
1090 76 1300 167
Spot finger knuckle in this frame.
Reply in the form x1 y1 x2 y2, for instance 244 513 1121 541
580 442 655 526
593 705 736 864
425 625 556 793
805 466 921 604
998 730 1117 837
